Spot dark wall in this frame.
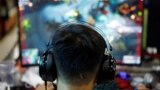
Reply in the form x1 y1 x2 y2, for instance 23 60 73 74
146 0 160 53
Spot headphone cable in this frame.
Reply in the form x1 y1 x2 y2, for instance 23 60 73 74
45 81 47 90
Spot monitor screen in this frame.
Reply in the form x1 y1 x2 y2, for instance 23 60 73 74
18 0 143 66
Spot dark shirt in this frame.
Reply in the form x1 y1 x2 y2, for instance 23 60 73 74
94 82 119 90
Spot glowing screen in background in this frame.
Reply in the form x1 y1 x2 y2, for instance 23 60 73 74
18 0 143 65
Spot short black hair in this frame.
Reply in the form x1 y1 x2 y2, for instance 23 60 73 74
52 23 106 81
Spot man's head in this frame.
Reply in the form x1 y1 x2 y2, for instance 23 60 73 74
51 23 106 85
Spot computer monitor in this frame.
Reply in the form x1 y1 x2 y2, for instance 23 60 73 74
18 0 143 66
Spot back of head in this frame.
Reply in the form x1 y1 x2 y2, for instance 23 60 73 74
52 23 106 84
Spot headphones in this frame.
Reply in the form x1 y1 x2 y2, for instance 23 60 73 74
39 22 116 84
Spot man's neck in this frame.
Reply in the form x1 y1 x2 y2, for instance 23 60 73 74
57 79 95 90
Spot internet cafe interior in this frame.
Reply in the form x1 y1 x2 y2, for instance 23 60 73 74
0 0 160 90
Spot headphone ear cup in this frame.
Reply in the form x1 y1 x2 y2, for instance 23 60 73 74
39 53 57 81
46 54 57 81
39 56 47 81
97 55 116 84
